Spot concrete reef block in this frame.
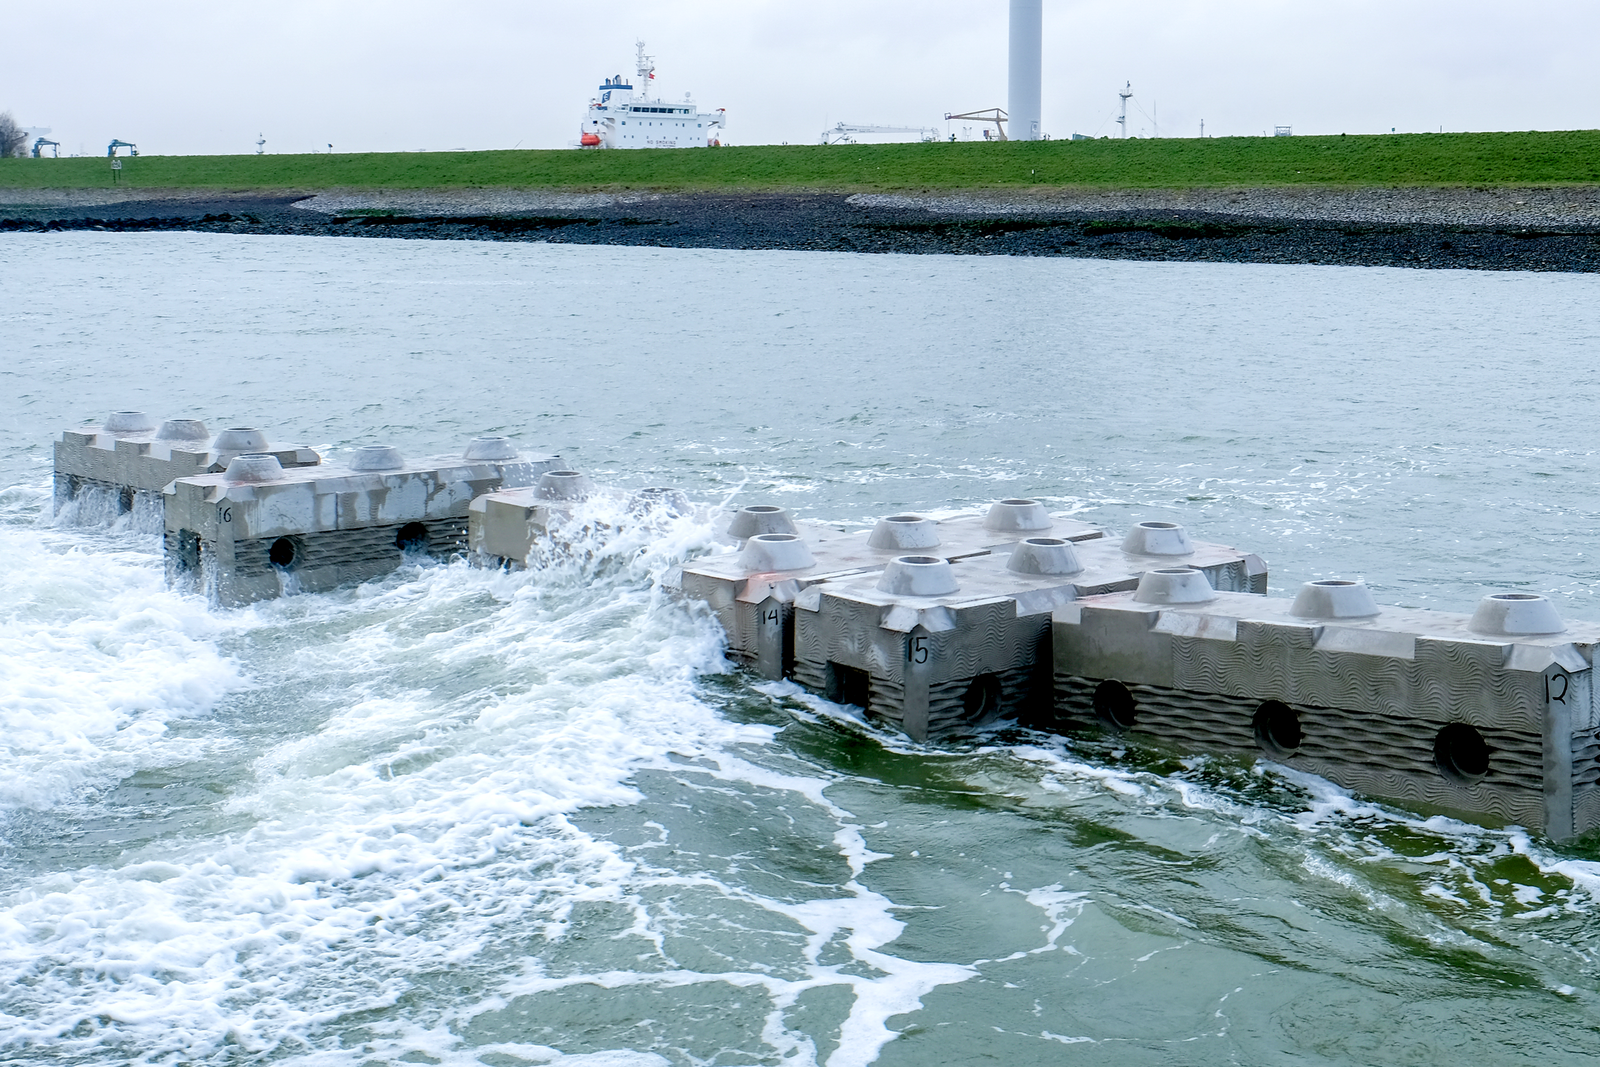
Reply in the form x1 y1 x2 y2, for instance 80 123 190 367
470 477 708 572
677 500 1108 681
1051 582 1600 840
54 412 321 527
666 517 870 682
789 528 1266 741
467 469 656 567
165 441 560 606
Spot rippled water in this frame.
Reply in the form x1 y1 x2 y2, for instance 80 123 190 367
4 232 1600 1065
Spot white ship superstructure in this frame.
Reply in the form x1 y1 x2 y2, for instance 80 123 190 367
580 42 725 149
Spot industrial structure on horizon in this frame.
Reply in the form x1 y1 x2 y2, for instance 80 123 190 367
943 0 1042 142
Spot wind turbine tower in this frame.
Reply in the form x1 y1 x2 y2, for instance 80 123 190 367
1009 0 1042 140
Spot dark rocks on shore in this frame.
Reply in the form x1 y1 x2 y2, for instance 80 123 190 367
4 192 1599 273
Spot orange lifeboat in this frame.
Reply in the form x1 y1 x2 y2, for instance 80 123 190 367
580 132 601 147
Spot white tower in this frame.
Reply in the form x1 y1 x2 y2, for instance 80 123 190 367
1008 0 1042 141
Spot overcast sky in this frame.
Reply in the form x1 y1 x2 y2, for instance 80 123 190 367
7 0 1597 156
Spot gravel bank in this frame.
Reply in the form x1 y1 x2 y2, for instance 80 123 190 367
5 187 1599 272
844 186 1600 227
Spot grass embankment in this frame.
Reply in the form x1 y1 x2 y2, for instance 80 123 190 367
2 130 1598 192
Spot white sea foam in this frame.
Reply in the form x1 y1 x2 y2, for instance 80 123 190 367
48 485 166 535
0 526 241 812
0 505 997 1067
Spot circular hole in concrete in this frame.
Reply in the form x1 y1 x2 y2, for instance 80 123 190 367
1023 537 1067 546
1137 521 1179 530
1252 700 1302 758
998 497 1038 505
742 505 783 514
896 555 943 566
885 514 922 523
1487 593 1540 601
1093 679 1136 731
269 537 296 568
1435 723 1490 782
1309 579 1357 587
963 673 1002 721
395 522 430 553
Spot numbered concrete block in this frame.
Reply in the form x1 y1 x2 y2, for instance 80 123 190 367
790 525 1265 741
676 519 879 681
53 412 320 528
1051 578 1600 840
164 438 558 606
676 500 1106 680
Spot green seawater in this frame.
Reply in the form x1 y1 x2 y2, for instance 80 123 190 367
1 232 1599 1066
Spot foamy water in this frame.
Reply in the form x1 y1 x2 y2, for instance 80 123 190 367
4 233 1600 1065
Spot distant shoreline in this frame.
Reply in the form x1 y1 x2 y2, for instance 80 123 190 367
4 187 1600 273
4 131 1600 194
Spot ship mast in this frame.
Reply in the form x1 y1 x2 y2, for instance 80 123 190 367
635 40 655 102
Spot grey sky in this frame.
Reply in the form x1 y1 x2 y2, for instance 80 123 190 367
8 0 1596 157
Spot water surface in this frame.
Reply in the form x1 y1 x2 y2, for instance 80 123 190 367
2 233 1600 1066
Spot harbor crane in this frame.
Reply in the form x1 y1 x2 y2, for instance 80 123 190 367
107 139 138 157
32 137 60 158
943 108 1008 141
820 123 939 145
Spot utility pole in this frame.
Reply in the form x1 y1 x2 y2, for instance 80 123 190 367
1200 119 1205 138
1117 82 1132 138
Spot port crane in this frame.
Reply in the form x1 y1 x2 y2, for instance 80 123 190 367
106 139 138 157
820 123 939 145
32 137 60 158
943 108 1008 140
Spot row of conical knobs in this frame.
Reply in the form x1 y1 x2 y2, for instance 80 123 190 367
730 502 1569 636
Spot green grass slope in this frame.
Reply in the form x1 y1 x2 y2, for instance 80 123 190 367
3 130 1598 192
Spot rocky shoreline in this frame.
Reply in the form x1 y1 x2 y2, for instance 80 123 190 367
5 187 1600 272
